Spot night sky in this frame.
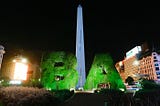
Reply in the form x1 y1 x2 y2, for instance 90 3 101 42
0 1 160 67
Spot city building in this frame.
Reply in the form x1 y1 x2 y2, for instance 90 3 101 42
115 46 141 82
115 42 160 83
115 61 125 82
0 45 5 71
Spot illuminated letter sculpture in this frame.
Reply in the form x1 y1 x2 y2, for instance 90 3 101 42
76 4 86 89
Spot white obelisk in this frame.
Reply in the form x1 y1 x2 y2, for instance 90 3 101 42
76 4 86 89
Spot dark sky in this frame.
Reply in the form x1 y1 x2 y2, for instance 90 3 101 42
0 1 160 65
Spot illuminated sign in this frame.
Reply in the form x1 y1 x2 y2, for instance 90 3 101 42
13 62 28 80
9 80 22 85
126 46 141 59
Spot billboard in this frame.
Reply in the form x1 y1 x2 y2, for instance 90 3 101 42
126 46 141 59
13 62 28 80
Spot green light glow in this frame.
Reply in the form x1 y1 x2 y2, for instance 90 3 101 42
41 52 125 91
84 53 125 90
41 51 78 90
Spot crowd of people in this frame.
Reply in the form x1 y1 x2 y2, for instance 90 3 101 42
1 86 160 106
0 86 60 106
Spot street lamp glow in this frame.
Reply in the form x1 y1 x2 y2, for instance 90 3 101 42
21 58 27 63
133 60 139 66
119 61 123 66
13 59 16 62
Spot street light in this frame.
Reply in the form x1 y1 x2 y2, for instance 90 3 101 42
133 60 139 66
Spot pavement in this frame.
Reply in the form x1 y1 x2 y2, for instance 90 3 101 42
58 92 108 106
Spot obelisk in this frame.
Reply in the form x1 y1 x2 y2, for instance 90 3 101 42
76 4 86 89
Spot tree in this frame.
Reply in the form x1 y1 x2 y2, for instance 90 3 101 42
125 76 134 85
140 79 160 90
0 76 10 86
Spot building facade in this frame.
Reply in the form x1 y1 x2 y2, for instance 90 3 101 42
115 44 160 83
0 45 5 71
123 55 139 81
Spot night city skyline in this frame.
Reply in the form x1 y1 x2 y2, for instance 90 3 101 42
0 1 160 65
